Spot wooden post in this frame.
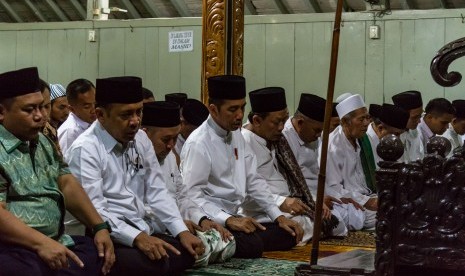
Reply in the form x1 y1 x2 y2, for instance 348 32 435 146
200 0 244 104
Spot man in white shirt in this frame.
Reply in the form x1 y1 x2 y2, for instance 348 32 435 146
392 91 424 163
175 99 209 156
180 75 303 258
417 98 455 151
366 104 409 166
59 79 97 236
283 93 364 231
66 77 203 275
141 101 235 266
441 100 465 156
325 94 376 229
58 79 97 156
242 88 347 245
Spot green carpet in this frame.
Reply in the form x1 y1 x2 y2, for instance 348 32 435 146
184 258 305 276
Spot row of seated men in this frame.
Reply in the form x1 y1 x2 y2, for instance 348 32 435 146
1 66 463 276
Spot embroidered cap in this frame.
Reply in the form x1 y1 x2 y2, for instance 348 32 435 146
249 87 287 113
142 101 180 128
0 67 40 99
96 76 143 106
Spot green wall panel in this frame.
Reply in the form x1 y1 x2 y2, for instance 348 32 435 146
1 10 465 109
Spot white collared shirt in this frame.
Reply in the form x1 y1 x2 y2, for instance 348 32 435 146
324 125 372 205
159 151 207 221
180 116 283 226
399 129 424 163
66 121 187 247
282 118 320 198
240 128 287 219
418 117 434 151
175 134 186 156
58 112 91 156
440 124 463 157
366 123 381 167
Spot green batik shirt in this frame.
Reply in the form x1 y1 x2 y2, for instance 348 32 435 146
0 125 74 247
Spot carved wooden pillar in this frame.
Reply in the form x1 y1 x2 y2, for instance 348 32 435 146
201 0 244 104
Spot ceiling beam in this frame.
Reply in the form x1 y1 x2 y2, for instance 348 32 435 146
23 0 47 22
171 0 192 17
438 0 448 8
304 0 322 13
399 0 416 9
69 0 87 19
119 0 141 18
244 0 257 15
44 0 69 21
0 1 23 22
273 0 290 14
139 0 161 17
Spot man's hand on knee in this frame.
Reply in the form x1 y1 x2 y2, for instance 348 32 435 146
133 232 180 260
178 231 204 259
275 215 304 243
225 217 265 234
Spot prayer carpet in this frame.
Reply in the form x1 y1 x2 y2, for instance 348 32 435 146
185 231 376 275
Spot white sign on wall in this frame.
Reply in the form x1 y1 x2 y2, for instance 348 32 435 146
169 30 194 52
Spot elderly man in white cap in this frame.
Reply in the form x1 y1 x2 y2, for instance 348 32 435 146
324 93 377 229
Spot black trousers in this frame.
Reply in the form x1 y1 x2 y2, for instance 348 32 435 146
229 222 296 259
0 236 102 276
108 233 195 276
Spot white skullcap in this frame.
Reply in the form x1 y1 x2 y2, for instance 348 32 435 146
336 94 365 118
336 92 353 103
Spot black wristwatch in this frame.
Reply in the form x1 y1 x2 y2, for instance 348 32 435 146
92 221 112 234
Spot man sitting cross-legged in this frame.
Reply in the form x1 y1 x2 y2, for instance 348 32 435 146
66 76 203 275
180 75 303 259
242 88 347 245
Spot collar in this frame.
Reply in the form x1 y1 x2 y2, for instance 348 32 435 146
69 112 91 129
286 117 306 147
0 125 26 154
367 123 380 144
95 121 126 154
338 125 360 152
449 124 459 137
207 115 232 144
419 117 434 139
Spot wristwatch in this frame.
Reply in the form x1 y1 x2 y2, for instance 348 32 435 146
92 221 112 234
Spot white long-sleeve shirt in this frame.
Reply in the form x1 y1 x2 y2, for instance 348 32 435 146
58 112 91 157
175 134 186 156
282 118 320 198
325 125 372 206
180 116 283 226
159 151 207 221
240 128 287 219
66 121 187 247
399 129 424 163
440 124 463 157
366 123 381 167
418 118 434 152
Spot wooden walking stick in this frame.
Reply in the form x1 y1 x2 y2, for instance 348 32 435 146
310 0 344 265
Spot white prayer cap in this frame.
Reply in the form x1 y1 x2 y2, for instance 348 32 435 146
336 92 353 103
336 94 365 118
50 84 66 101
